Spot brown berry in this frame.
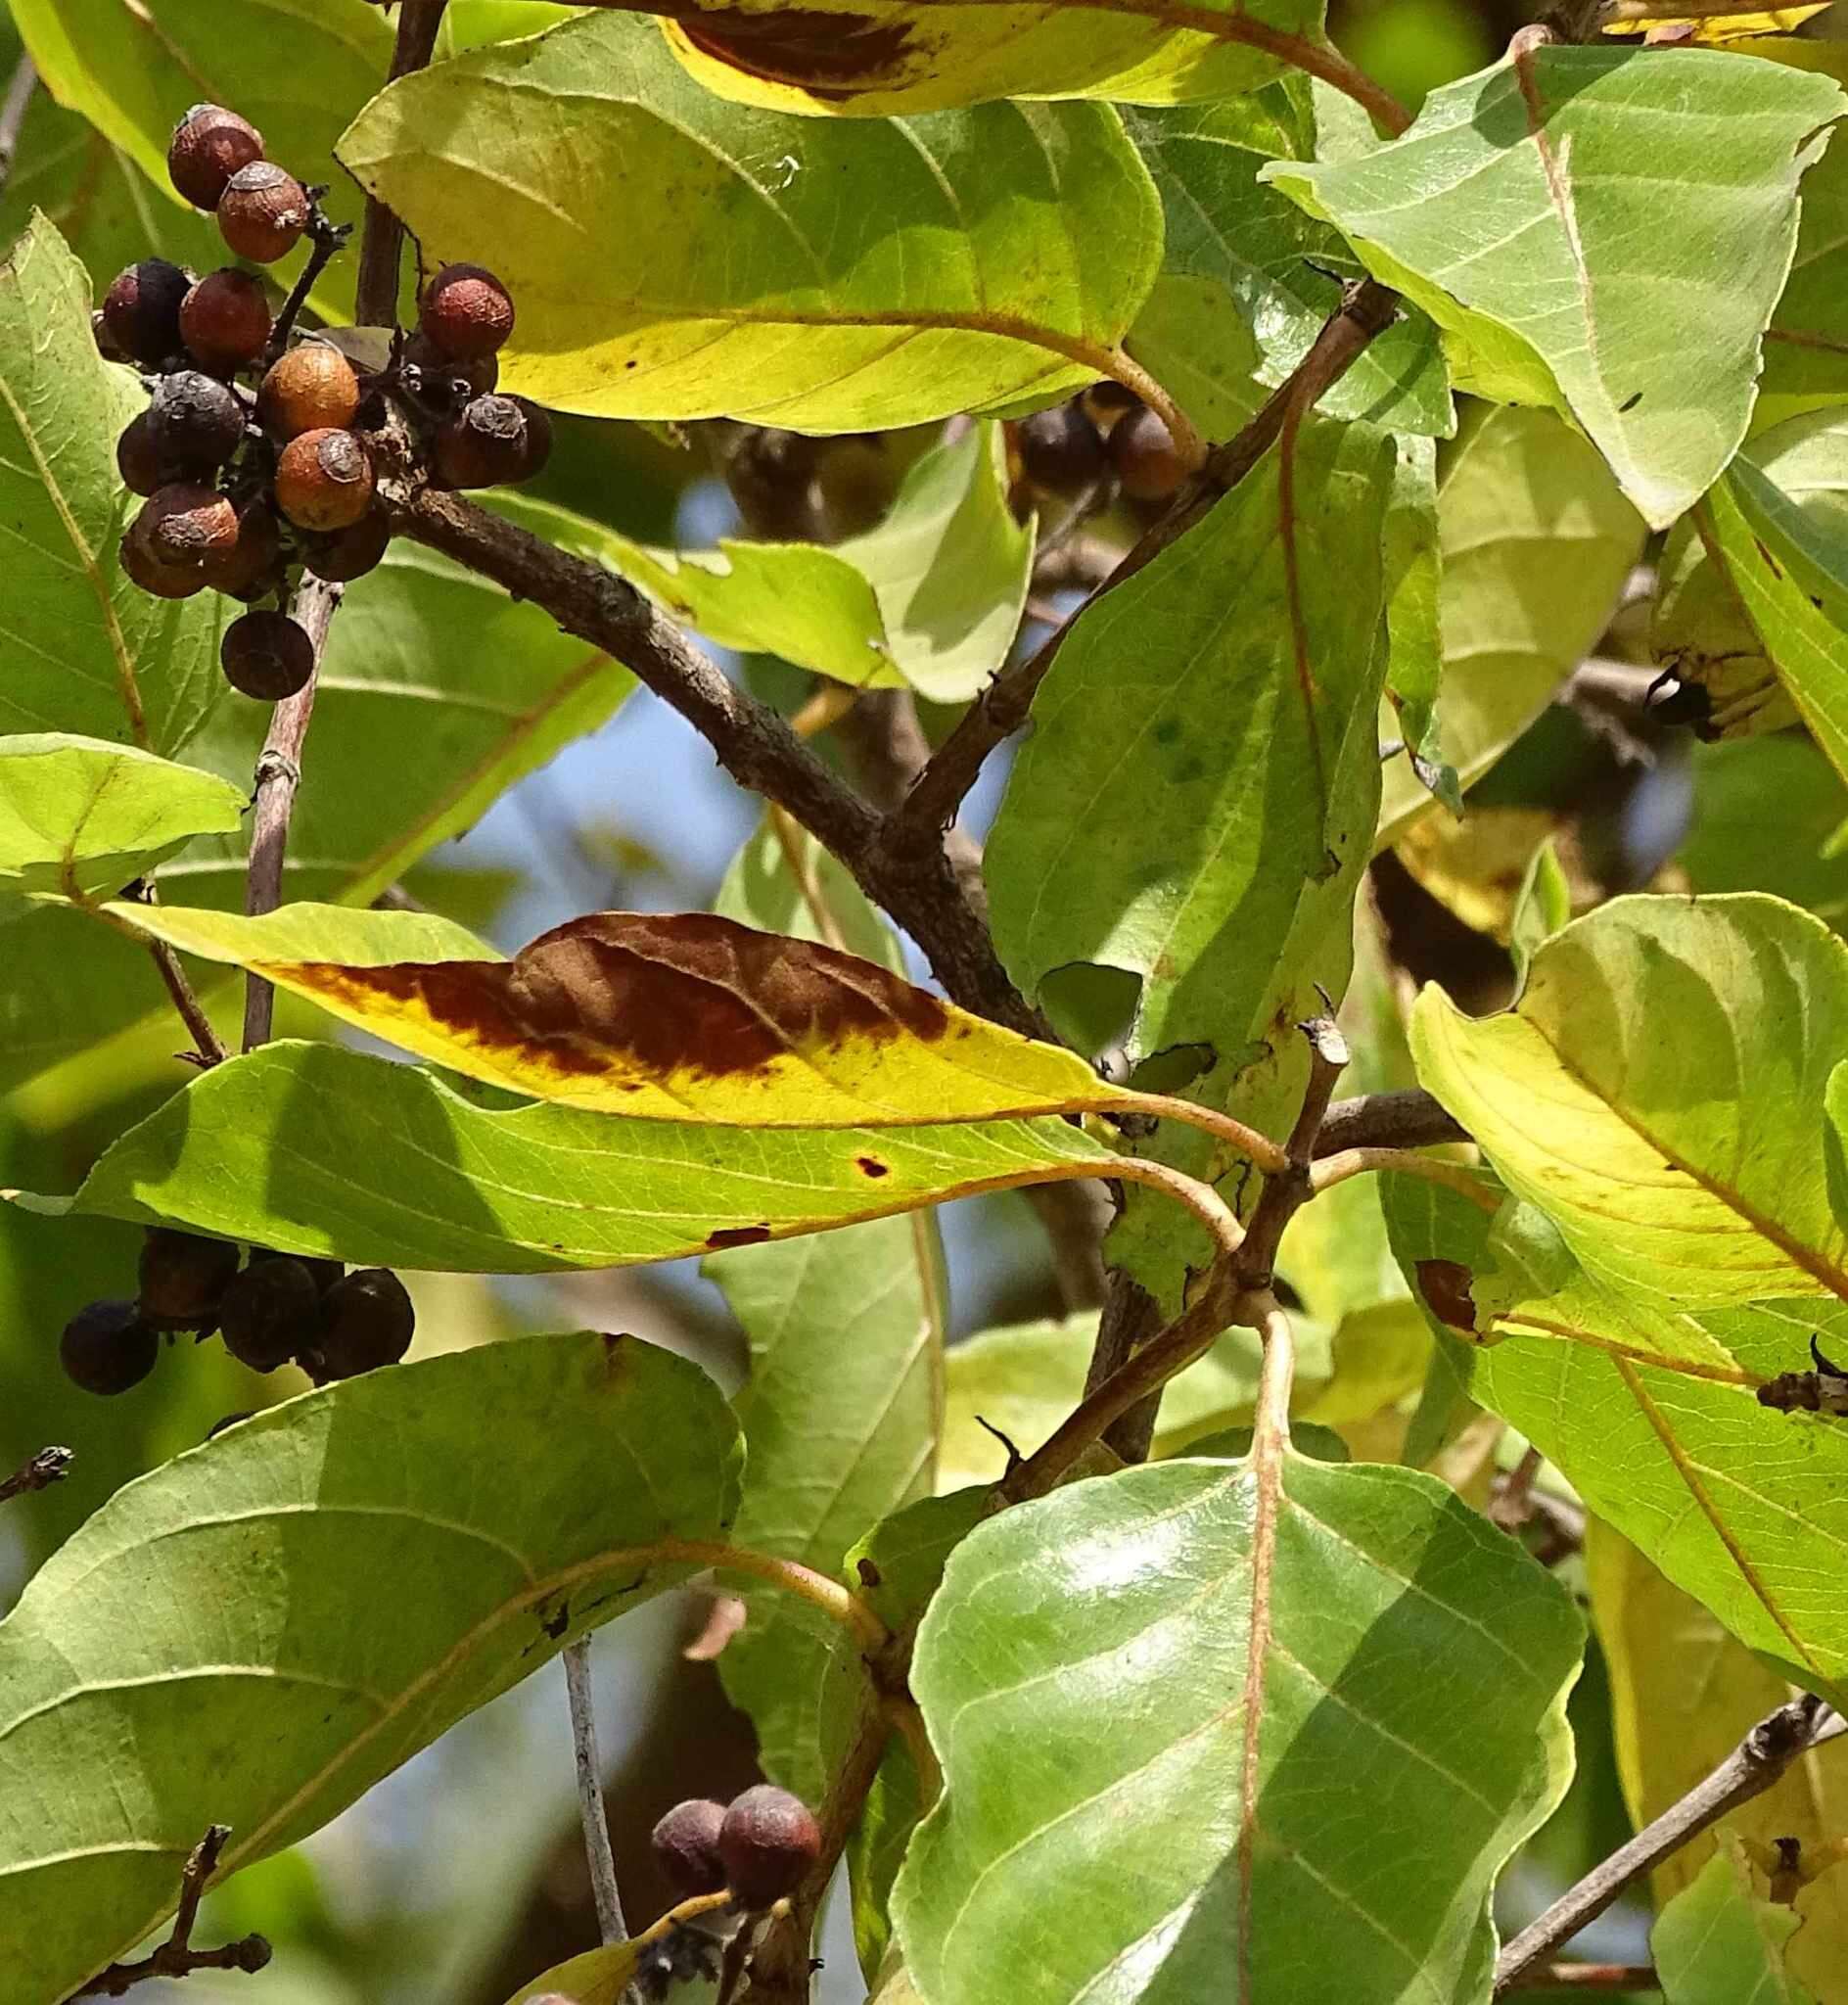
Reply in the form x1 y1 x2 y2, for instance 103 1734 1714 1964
313 1268 414 1378
147 369 247 472
216 162 309 264
1015 403 1107 497
61 1300 160 1396
116 413 169 497
219 1257 320 1373
419 263 514 361
93 309 131 365
651 1799 728 1896
1082 379 1140 425
402 330 498 401
120 530 207 600
252 1246 345 1295
257 343 360 439
168 104 265 211
180 268 272 372
199 499 284 602
275 427 374 531
432 393 549 490
1108 404 1185 503
134 483 239 568
102 258 190 365
221 610 314 701
717 1787 821 1908
138 1227 240 1331
303 510 391 583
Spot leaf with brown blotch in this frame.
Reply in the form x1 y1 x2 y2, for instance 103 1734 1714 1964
106 902 1143 1128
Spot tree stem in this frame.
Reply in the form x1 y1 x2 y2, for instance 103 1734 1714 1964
563 1639 630 1951
352 0 450 323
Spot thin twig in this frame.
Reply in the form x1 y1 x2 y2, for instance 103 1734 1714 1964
352 0 450 325
563 1639 629 1951
263 205 353 363
241 577 340 1049
1504 1966 1658 1992
1494 1696 1847 1993
124 881 228 1066
74 1825 271 1995
1315 1089 1466 1157
884 281 1401 849
0 1445 71 1503
1488 1445 1545 1534
1311 1145 1496 1207
0 51 37 193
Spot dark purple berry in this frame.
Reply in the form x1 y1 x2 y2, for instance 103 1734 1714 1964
60 1299 160 1395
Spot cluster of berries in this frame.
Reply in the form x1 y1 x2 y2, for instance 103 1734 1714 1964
59 1227 415 1397
1010 385 1185 514
100 102 551 703
651 1785 822 1909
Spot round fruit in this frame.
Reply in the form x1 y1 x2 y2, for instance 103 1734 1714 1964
199 499 284 602
431 393 548 489
253 1246 345 1295
303 511 391 583
134 483 238 568
93 309 131 365
1108 404 1185 503
275 427 374 531
717 1787 822 1908
120 530 207 600
217 162 309 264
811 438 895 539
138 1226 241 1331
219 1257 320 1374
147 369 246 472
168 104 265 211
257 343 360 439
1015 403 1107 496
402 330 498 402
651 1799 728 1896
116 413 169 497
315 1268 415 1378
60 1300 160 1396
221 610 314 701
418 263 514 361
1082 379 1140 425
180 267 272 372
101 258 190 365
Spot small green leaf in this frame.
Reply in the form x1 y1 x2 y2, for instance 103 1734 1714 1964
1264 46 1845 527
894 1451 1582 2005
1377 403 1644 847
0 735 244 912
1654 1842 1816 2005
337 13 1162 430
1412 894 1848 1310
9 1041 1114 1274
0 214 226 753
1382 434 1455 809
0 1331 742 2005
532 430 1031 702
1122 90 1451 438
1508 836 1570 986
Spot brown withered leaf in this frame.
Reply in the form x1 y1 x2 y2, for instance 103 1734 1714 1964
109 904 1143 1129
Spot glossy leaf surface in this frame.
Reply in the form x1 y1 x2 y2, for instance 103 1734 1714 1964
0 1331 741 2005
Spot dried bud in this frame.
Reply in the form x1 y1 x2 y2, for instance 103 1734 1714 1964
168 104 265 210
258 343 361 439
180 267 272 372
418 262 515 361
217 161 309 264
275 427 374 531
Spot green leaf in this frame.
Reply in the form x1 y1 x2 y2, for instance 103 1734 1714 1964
703 819 945 1802
894 1451 1582 2005
503 1941 646 2005
1654 1842 1817 2005
1588 1521 1848 1996
0 72 221 293
0 213 226 754
1753 42 1848 425
1377 403 1644 847
10 0 392 305
0 734 244 911
1121 90 1451 439
1412 894 1848 1310
0 1330 742 2005
1383 1176 1848 1702
102 902 1154 1130
1508 835 1570 986
1264 46 1846 527
656 0 1317 116
8 1040 1115 1273
1680 735 1848 932
0 903 180 1093
1382 433 1455 809
336 12 1162 429
531 430 1031 702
